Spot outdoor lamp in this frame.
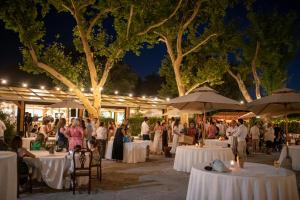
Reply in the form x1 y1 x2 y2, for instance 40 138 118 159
22 83 28 87
1 79 7 84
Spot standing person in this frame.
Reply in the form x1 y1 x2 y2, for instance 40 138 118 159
151 121 163 154
40 118 50 138
141 117 150 140
94 122 107 158
25 113 33 138
170 117 175 143
250 122 260 154
66 118 83 150
108 120 116 141
217 121 226 136
235 119 248 159
56 118 68 150
0 118 6 141
182 123 188 135
170 119 182 154
85 118 93 140
226 120 238 156
264 123 275 154
187 121 198 144
91 118 98 136
112 124 125 162
162 122 168 150
207 121 218 139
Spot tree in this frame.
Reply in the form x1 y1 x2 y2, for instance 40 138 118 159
152 0 230 96
136 73 163 96
0 0 183 117
225 7 300 102
105 63 138 94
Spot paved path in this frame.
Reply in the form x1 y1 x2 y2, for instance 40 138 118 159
21 152 299 200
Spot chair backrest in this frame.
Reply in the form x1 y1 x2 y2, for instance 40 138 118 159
29 140 34 150
73 148 92 170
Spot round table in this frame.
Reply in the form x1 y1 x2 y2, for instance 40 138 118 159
22 137 56 149
105 140 151 163
0 151 17 200
204 139 229 148
173 146 234 172
186 162 299 200
279 145 300 170
24 151 71 189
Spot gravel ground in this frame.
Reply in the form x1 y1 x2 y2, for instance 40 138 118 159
20 153 299 200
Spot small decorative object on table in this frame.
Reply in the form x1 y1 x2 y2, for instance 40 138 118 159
199 139 204 148
48 145 55 154
237 156 244 168
218 136 225 141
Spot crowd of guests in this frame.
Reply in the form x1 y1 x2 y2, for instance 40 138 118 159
140 116 284 159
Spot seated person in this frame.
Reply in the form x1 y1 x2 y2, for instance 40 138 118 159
87 137 100 165
31 134 45 150
11 135 36 186
29 125 39 137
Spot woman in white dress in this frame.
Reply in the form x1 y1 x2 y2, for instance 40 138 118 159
151 121 163 154
170 119 181 154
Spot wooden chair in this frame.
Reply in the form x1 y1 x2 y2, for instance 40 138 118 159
86 144 102 182
71 148 92 194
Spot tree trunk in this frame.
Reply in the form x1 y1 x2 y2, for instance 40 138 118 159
227 69 253 102
173 58 186 96
252 41 261 99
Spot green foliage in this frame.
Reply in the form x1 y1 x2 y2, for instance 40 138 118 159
0 111 16 143
272 119 300 134
105 63 138 94
128 116 163 136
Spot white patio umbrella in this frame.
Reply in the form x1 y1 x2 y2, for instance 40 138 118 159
163 107 207 117
247 88 300 169
168 86 246 141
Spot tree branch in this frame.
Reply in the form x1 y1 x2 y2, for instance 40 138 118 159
154 31 175 63
28 47 98 115
62 3 74 15
182 33 218 57
87 7 119 37
137 0 183 36
71 0 98 88
126 5 134 40
251 40 261 99
182 1 201 31
227 68 253 102
185 80 209 95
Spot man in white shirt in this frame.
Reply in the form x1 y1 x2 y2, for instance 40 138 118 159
0 119 6 139
264 123 275 154
94 121 107 158
235 119 248 158
141 117 150 140
226 120 238 149
250 122 260 153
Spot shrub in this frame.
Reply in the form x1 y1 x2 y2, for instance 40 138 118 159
0 110 16 143
128 116 163 136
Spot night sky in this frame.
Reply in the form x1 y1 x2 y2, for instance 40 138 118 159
0 1 299 92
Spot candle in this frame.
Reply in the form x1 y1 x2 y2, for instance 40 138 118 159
230 160 235 168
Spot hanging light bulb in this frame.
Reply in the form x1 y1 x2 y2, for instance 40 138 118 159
40 85 45 90
114 90 119 95
22 83 28 87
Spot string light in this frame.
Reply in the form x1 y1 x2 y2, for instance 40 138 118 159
22 83 28 87
90 88 94 91
129 93 133 97
56 87 60 91
114 90 119 95
81 88 84 92
142 95 146 99
1 79 7 84
166 97 170 101
69 88 73 92
240 100 244 104
154 97 158 101
40 85 45 90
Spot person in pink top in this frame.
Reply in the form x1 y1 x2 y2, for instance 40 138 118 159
66 118 83 150
207 121 218 139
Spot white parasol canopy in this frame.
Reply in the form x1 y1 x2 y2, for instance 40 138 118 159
168 86 246 111
47 100 85 109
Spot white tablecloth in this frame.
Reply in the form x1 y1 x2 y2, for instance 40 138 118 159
24 151 70 189
204 139 229 148
186 162 299 200
174 146 234 172
22 137 56 149
0 151 17 200
279 145 300 171
105 140 151 163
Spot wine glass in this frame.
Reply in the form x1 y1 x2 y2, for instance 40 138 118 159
274 160 280 174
